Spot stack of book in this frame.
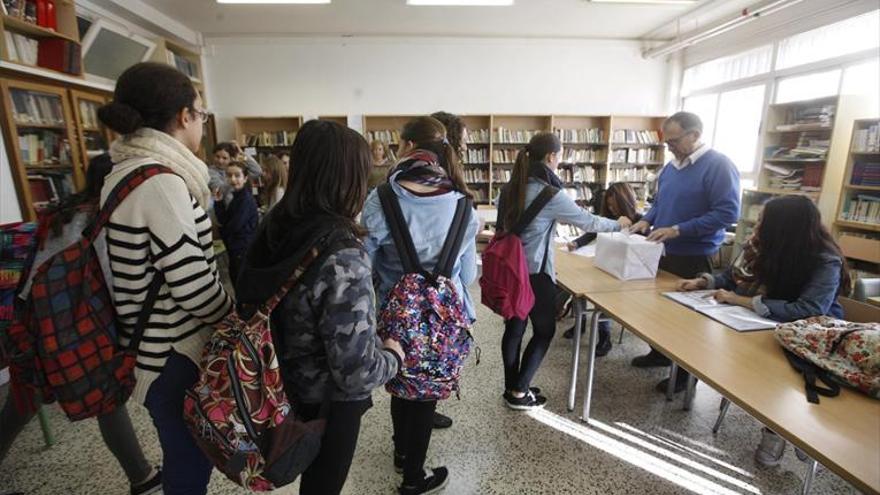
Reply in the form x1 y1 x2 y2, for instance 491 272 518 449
492 149 517 164
763 163 803 191
18 130 71 165
244 131 297 147
789 104 835 127
556 128 604 144
492 169 512 183
611 129 660 145
79 100 100 129
464 148 488 164
3 32 39 65
494 128 541 144
612 148 659 164
841 194 880 224
27 171 74 208
471 189 489 202
558 166 597 183
465 129 490 144
562 149 605 164
367 130 400 145
170 52 199 79
854 124 880 152
9 90 64 126
608 167 649 182
2 0 58 28
464 169 488 183
851 161 880 187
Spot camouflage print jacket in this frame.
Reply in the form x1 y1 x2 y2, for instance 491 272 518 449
268 242 400 404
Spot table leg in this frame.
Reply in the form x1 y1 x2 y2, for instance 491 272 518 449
712 398 731 434
567 298 586 412
666 362 678 402
683 373 698 410
801 458 818 495
37 406 54 448
580 310 601 423
618 327 625 344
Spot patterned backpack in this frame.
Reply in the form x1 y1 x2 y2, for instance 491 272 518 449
183 244 326 491
775 316 880 403
376 184 474 401
0 222 38 378
9 165 170 420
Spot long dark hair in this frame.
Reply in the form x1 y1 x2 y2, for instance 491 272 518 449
399 116 472 199
430 111 466 160
44 153 113 237
755 195 851 300
601 182 639 221
277 120 370 233
501 132 561 230
98 62 198 134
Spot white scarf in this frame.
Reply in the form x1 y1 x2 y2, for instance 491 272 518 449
110 127 211 209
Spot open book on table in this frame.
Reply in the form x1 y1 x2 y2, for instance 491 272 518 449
662 291 778 332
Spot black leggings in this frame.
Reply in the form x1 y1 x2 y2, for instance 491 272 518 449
297 398 372 495
502 273 557 393
391 396 438 485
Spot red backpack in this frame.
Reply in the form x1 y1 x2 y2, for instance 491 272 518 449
480 186 557 320
183 244 326 491
9 165 172 420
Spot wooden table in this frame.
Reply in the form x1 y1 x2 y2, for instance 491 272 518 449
867 296 880 308
570 287 880 495
554 250 679 411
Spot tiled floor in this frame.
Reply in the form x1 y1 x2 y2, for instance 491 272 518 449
0 284 860 494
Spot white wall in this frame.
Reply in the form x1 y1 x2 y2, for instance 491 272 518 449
204 36 674 140
0 128 23 224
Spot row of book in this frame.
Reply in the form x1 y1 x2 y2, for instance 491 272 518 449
464 169 489 183
840 194 880 225
463 148 488 164
763 163 822 192
494 128 541 144
2 0 58 29
243 131 297 147
492 169 512 183
851 161 880 187
4 32 38 65
782 104 835 128
18 131 71 165
465 129 490 144
558 166 598 183
367 130 400 145
608 167 651 182
9 89 64 126
28 171 74 208
611 148 660 164
79 100 100 129
555 128 604 144
562 149 605 164
561 185 593 202
492 149 519 163
853 124 879 152
471 189 490 202
612 129 660 145
170 52 199 80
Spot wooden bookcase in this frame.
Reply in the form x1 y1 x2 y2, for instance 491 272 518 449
491 115 553 204
70 88 111 167
234 116 303 151
834 118 880 277
460 114 490 204
608 115 666 204
0 0 82 77
0 77 82 220
552 115 611 207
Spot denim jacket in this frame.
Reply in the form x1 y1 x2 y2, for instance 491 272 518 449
362 178 480 321
703 251 844 321
497 178 620 282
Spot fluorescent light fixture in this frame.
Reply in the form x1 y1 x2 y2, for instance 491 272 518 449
217 0 330 4
589 0 697 4
407 0 514 5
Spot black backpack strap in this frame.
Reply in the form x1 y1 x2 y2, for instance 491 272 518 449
783 349 840 404
86 164 176 242
128 271 164 355
510 186 558 236
435 196 473 279
377 184 422 274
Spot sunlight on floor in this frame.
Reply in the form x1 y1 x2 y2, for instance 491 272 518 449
527 409 761 495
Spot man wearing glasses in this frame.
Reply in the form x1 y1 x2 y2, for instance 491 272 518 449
629 112 741 394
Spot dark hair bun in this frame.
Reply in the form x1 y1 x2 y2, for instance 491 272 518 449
98 101 143 135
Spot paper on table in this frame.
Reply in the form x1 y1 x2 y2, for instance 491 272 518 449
664 290 725 310
572 243 597 258
663 291 778 332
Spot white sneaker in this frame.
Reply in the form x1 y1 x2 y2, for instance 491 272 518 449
755 428 786 467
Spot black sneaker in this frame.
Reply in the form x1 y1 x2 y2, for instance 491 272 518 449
131 468 162 495
562 324 585 339
394 451 406 474
632 349 672 368
432 412 452 429
503 390 547 411
399 467 449 495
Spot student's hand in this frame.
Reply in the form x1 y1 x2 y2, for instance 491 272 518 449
677 278 706 291
713 290 750 308
383 338 405 362
617 216 633 230
630 220 650 234
646 226 679 243
212 188 224 201
567 242 577 252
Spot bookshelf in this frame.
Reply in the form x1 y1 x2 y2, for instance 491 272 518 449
608 115 666 204
552 115 610 207
234 116 303 150
70 88 111 166
460 114 490 204
491 115 553 204
0 77 82 220
834 118 880 277
0 0 82 77
149 38 202 88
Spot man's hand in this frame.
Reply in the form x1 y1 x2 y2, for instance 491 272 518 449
617 216 633 230
629 220 650 234
646 226 680 242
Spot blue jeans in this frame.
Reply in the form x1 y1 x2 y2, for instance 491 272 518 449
144 351 213 495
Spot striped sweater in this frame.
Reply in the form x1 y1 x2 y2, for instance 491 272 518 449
101 158 232 403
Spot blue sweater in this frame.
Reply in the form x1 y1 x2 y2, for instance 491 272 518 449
643 149 740 256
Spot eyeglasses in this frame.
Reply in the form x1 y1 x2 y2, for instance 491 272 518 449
664 130 694 146
191 108 211 124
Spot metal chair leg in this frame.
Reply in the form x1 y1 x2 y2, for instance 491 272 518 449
682 374 698 411
712 398 731 434
665 362 678 401
618 326 625 344
37 406 55 448
801 458 818 495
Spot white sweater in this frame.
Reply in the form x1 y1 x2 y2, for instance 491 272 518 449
101 158 232 403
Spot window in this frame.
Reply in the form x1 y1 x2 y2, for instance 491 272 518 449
713 85 766 176
776 10 880 70
682 45 773 95
683 93 718 144
842 58 880 118
775 69 842 104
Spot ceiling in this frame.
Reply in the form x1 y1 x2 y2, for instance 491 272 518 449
137 0 757 41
